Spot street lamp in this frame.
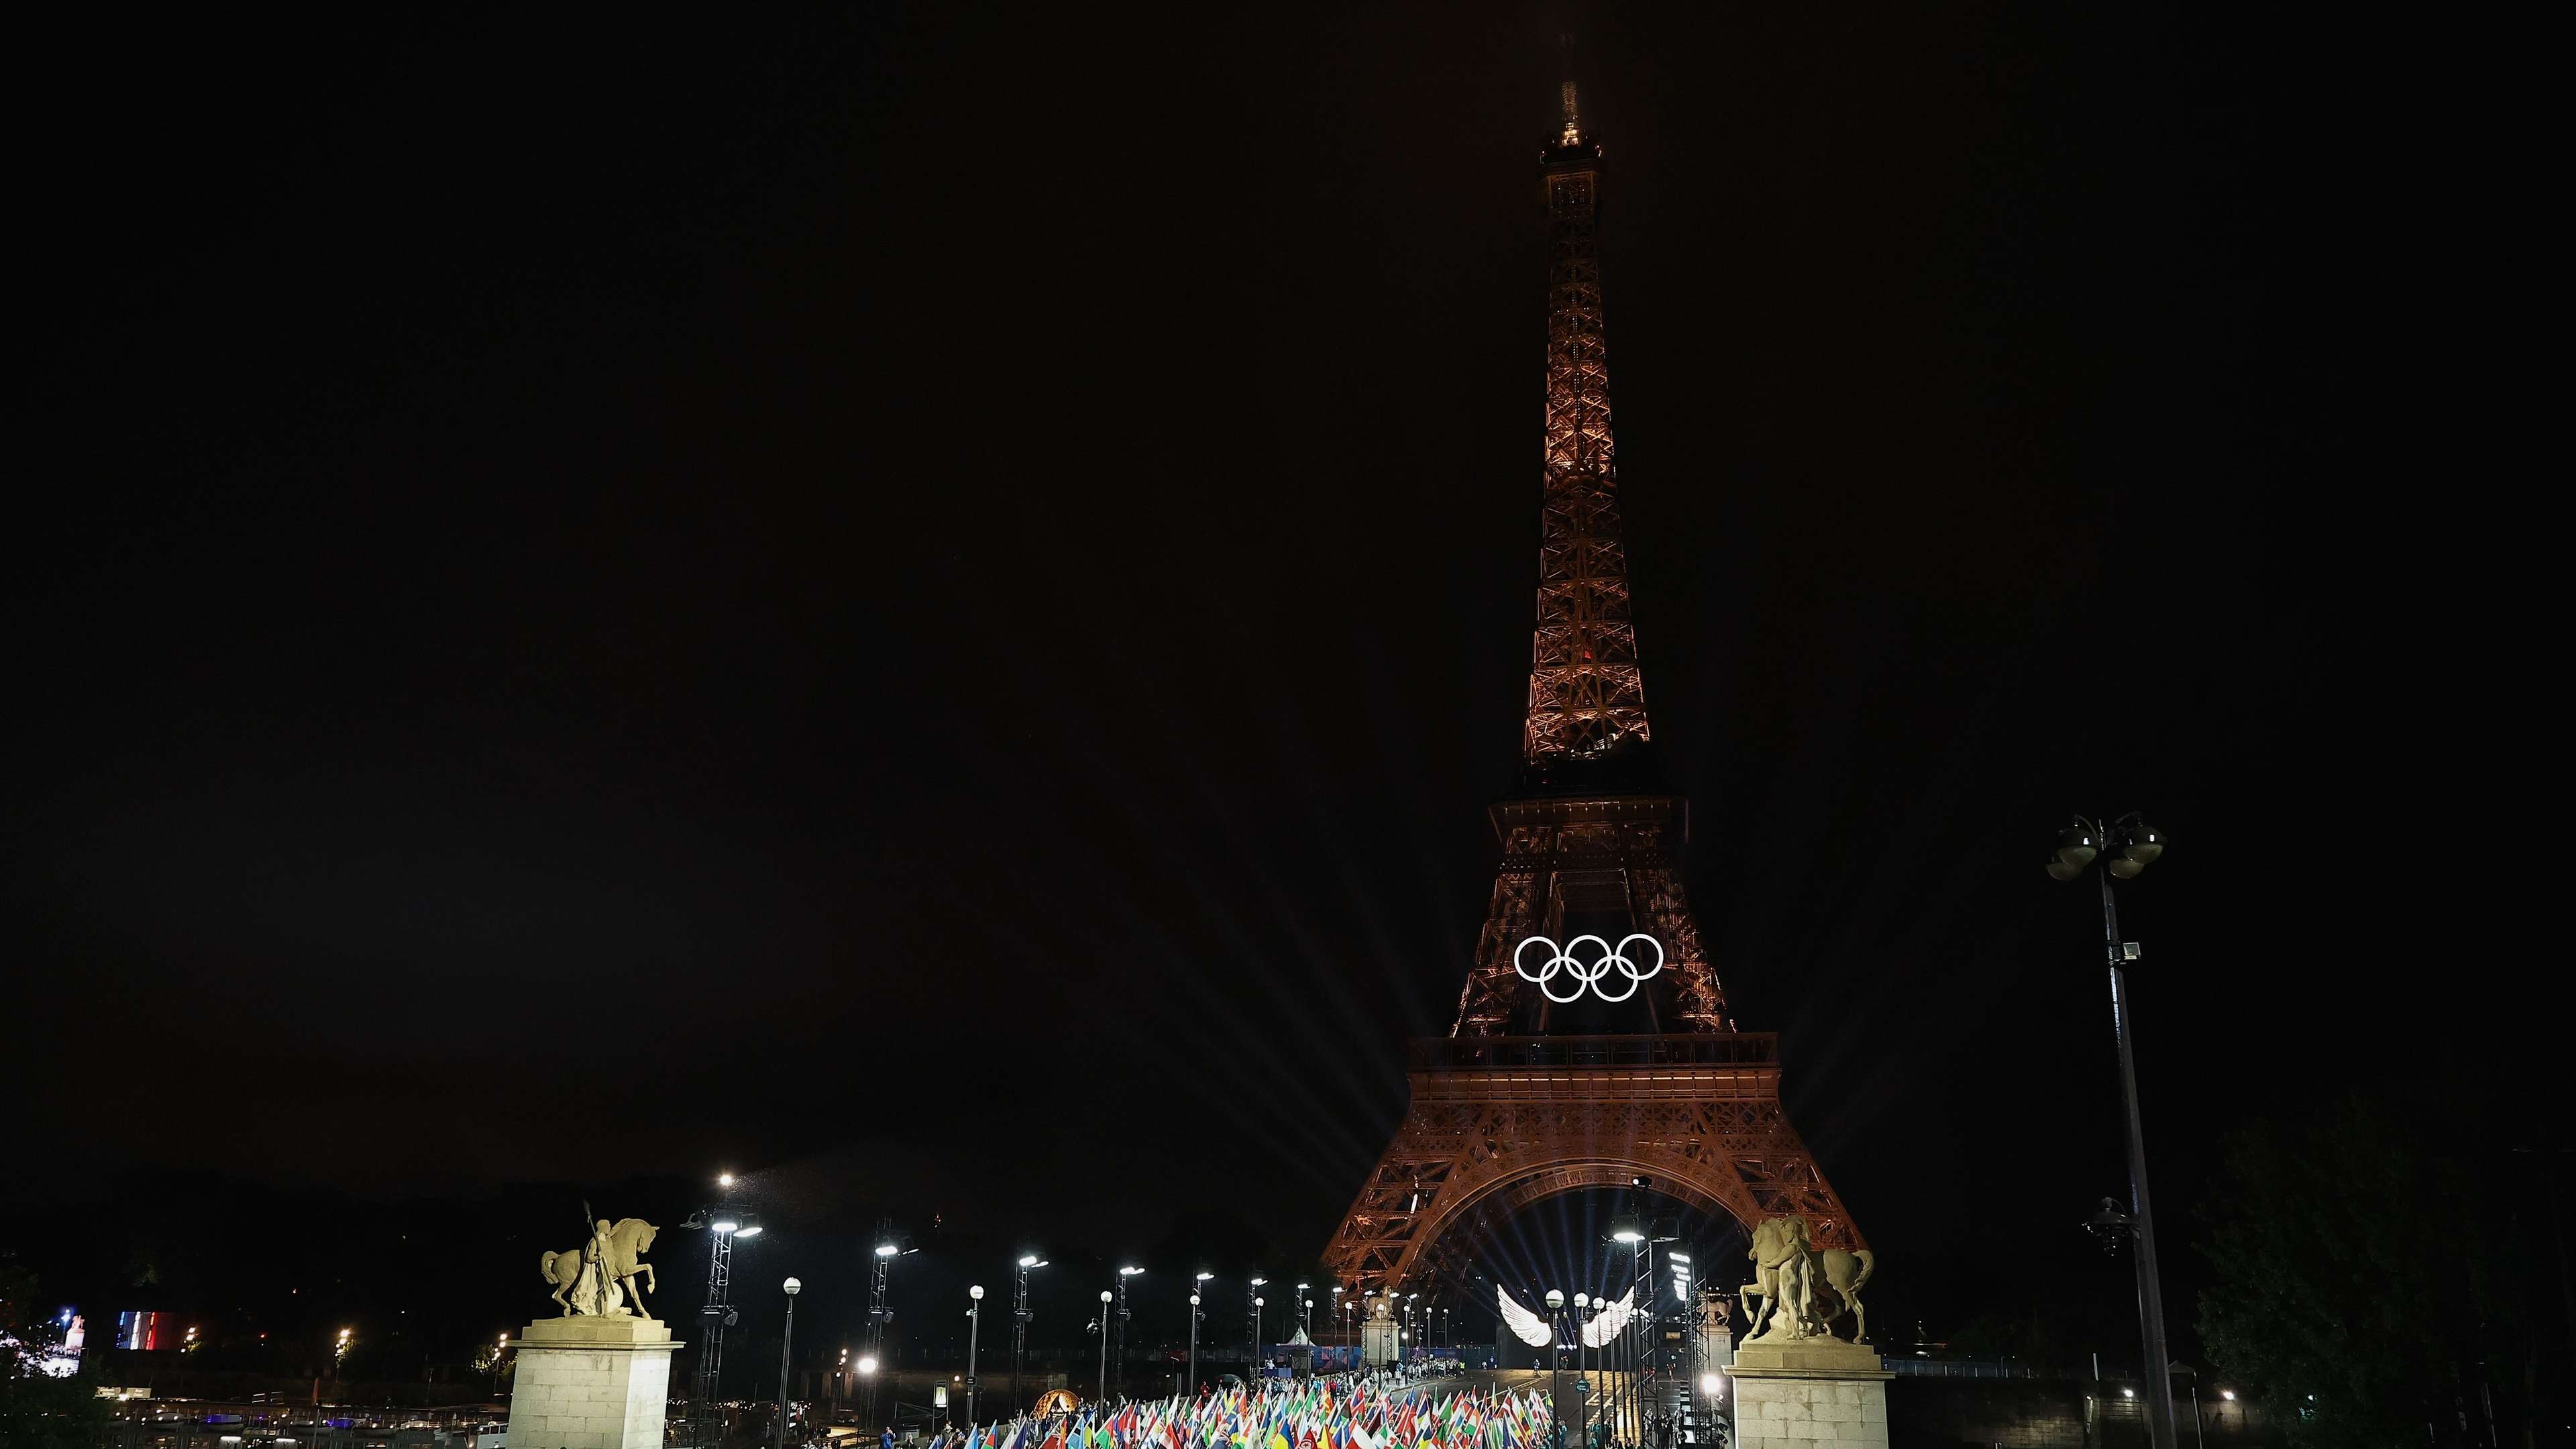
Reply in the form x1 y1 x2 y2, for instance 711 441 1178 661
335 1327 352 1379
1014 1255 1048 1412
1116 1267 1144 1399
777 1279 802 1449
1248 1279 1267 1382
965 1286 985 1426
1544 1291 1566 1449
1191 1273 1214 1393
1096 1291 1114 1403
2049 810 2176 1449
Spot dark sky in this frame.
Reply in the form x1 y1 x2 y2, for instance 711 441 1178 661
7 1 2530 1364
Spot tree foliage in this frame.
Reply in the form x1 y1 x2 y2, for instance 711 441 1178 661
2196 1091 2532 1449
0 1258 112 1449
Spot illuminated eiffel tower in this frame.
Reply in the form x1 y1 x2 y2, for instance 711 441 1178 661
1320 83 1865 1302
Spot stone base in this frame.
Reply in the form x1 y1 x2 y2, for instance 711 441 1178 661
506 1317 679 1449
1727 1338 1889 1449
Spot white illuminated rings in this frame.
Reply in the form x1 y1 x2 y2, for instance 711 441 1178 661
1513 932 1664 1004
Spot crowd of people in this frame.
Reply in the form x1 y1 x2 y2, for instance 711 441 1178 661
898 1368 1549 1449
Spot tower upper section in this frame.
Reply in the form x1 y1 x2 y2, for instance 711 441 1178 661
1522 82 1652 783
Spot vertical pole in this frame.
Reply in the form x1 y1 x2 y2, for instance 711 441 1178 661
777 1295 797 1449
1014 1267 1029 1418
1188 1295 1199 1395
2101 869 2177 1449
967 1293 981 1427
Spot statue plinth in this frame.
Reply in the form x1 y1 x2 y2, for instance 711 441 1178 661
1727 1338 1889 1449
506 1317 680 1449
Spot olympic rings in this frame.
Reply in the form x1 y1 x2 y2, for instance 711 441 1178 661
1511 932 1665 1004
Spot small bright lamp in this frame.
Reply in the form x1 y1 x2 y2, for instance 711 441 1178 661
1544 1290 1563 1310
712 1216 741 1235
783 1278 802 1296
1020 1254 1044 1268
970 1285 985 1301
875 1242 900 1258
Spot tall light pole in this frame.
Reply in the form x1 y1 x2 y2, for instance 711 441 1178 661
965 1286 985 1426
1247 1279 1266 1382
1116 1266 1144 1399
777 1278 802 1449
865 1228 914 1434
1191 1273 1212 1393
1545 1291 1566 1449
1014 1255 1048 1413
1096 1291 1114 1403
2051 812 2176 1449
690 1178 759 1446
1297 1284 1311 1342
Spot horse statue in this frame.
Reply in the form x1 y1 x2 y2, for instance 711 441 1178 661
1742 1214 1876 1342
540 1218 659 1318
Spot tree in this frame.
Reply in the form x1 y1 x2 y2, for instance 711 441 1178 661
0 1258 112 1449
2196 1091 2529 1449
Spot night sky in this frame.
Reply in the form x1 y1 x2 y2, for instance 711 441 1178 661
7 3 2530 1373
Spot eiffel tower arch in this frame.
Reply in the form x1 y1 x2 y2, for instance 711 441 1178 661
1320 83 1863 1300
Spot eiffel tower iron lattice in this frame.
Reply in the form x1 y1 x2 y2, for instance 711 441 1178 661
1319 85 1864 1302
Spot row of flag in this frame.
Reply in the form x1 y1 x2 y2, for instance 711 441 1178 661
943 1375 1555 1449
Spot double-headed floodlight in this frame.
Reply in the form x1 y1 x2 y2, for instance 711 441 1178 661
1120 1265 1145 1277
712 1214 741 1236
1609 1215 1646 1244
733 1215 763 1238
2048 816 2164 881
1195 1271 1214 1281
875 1242 900 1258
1020 1254 1049 1269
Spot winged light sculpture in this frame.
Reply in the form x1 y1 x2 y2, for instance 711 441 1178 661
1579 1285 1636 1348
1495 1285 1554 1347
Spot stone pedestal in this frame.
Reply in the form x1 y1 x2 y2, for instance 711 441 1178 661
1360 1319 1397 1368
505 1316 679 1449
1725 1338 1889 1449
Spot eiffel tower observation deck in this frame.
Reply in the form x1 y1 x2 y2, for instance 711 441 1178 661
1320 83 1864 1303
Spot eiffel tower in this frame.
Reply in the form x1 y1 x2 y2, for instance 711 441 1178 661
1319 83 1866 1301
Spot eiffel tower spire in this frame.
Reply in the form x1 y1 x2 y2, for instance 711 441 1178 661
1523 80 1650 773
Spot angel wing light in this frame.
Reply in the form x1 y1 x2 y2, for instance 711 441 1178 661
1579 1285 1636 1348
1496 1285 1554 1348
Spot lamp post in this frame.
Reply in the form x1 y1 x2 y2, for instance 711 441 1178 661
1297 1284 1311 1342
1248 1279 1266 1381
1097 1291 1114 1403
1116 1266 1143 1399
1545 1291 1566 1449
777 1278 801 1449
1611 1213 1648 1444
2051 812 2176 1449
965 1285 985 1426
1014 1255 1047 1413
1191 1273 1212 1393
